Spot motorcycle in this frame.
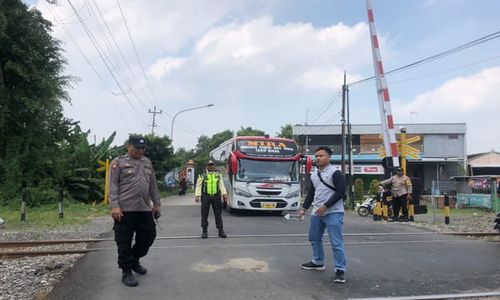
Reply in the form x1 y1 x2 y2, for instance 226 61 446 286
356 197 376 217
178 178 188 196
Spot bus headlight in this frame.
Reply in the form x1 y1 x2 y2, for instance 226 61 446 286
285 190 300 198
234 188 252 198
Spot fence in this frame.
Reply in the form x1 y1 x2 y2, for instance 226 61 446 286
421 179 499 224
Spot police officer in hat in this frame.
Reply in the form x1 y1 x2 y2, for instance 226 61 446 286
195 160 228 238
379 167 412 222
108 135 161 287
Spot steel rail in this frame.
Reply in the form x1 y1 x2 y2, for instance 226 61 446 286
0 231 498 248
3 237 493 258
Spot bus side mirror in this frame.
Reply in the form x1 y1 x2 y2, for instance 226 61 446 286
230 155 238 175
305 156 312 174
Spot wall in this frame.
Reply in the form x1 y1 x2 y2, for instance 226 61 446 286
423 134 465 158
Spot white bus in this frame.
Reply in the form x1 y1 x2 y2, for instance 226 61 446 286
210 136 309 212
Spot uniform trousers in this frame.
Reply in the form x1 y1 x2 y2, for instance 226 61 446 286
392 194 409 220
113 211 156 270
201 195 223 229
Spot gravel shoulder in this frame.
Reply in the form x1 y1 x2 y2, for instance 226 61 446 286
0 216 113 300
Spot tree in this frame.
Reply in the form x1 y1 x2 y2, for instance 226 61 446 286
0 1 73 202
195 130 233 155
276 124 295 139
194 130 233 173
236 126 265 137
142 134 175 179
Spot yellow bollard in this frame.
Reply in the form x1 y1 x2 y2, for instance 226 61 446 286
444 194 450 224
373 200 382 221
408 198 415 222
382 203 389 221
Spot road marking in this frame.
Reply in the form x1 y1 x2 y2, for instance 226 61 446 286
347 290 500 300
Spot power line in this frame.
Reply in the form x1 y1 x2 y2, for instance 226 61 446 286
348 29 500 87
88 0 155 105
308 91 342 125
116 0 157 106
386 54 500 85
44 2 133 129
66 0 148 125
45 3 106 82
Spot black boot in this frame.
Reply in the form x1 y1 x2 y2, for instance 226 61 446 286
201 228 208 239
132 262 147 275
218 228 227 238
121 269 138 287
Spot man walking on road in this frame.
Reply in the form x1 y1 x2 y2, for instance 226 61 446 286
195 160 228 239
108 135 162 287
298 146 347 284
379 167 412 222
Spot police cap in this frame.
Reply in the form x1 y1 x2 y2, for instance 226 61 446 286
128 135 146 148
206 160 215 166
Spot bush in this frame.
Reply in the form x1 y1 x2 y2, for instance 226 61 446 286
368 179 381 195
26 187 59 207
354 178 365 203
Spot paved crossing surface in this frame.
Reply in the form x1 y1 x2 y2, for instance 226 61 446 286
49 195 500 300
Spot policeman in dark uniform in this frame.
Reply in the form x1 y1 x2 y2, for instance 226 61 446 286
108 135 161 287
195 160 228 239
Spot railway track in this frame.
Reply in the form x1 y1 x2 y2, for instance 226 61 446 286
1 232 497 258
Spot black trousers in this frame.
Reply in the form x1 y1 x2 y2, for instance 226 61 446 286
392 194 409 219
113 212 156 270
201 195 223 229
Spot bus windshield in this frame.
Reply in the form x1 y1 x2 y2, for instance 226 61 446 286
236 159 299 183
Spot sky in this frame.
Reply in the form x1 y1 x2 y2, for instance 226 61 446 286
25 0 500 154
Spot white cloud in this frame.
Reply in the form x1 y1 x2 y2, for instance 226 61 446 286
394 66 500 153
155 17 371 89
401 67 500 114
148 57 186 80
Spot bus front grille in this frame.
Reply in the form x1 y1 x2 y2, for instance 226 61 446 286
256 190 282 196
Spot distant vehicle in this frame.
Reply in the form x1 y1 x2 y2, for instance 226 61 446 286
211 136 309 213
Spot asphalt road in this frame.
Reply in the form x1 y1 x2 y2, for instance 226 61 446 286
48 195 500 300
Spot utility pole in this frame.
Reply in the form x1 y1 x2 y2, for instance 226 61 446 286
347 84 354 209
305 109 309 155
148 106 162 135
341 72 347 173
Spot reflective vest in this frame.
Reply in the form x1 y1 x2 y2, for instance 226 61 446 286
202 173 220 196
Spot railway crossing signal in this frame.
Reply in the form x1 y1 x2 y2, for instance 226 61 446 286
378 133 421 175
378 136 421 159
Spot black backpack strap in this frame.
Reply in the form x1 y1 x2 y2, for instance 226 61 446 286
317 170 337 192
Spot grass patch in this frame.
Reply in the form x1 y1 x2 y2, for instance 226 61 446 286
0 201 109 230
425 207 496 217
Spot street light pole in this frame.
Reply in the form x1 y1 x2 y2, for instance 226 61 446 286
170 104 214 145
